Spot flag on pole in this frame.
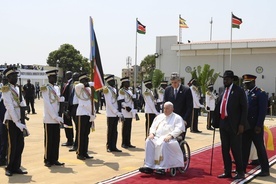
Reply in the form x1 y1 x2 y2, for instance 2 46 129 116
137 20 146 34
90 17 104 90
179 16 189 28
232 13 242 29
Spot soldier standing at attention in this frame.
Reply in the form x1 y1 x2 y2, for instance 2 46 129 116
2 67 29 176
157 81 168 113
74 73 95 160
143 80 159 138
118 77 136 149
41 69 65 167
205 84 217 130
103 75 122 152
189 79 204 133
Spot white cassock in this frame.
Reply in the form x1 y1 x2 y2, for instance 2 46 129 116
144 112 185 169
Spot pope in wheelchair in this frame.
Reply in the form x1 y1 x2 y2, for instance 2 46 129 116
139 101 185 174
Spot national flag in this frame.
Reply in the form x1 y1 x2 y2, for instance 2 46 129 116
232 13 242 29
137 20 146 34
90 17 104 91
179 16 189 28
264 126 275 151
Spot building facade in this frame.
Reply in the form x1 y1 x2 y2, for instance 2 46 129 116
155 36 276 94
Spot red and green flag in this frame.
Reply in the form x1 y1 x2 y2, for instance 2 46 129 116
137 20 146 34
232 13 242 29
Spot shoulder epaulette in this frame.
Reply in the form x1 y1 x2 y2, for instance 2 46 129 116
144 89 151 96
119 88 125 95
103 86 109 94
40 85 47 92
1 85 9 93
74 81 80 85
206 91 211 95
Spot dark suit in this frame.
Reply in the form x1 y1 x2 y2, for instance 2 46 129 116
213 84 248 175
163 84 193 137
242 87 269 173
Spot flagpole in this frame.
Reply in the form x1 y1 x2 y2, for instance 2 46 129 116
178 15 181 75
210 17 213 41
230 12 233 70
89 16 95 130
134 18 138 89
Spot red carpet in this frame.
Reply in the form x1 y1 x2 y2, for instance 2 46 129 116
99 126 276 184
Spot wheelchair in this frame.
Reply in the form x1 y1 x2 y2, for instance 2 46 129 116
151 135 191 176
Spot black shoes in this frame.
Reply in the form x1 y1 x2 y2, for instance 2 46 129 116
121 144 129 148
207 127 214 130
45 161 64 167
84 154 94 159
128 145 136 148
5 169 13 176
191 130 202 133
14 168 28 174
139 167 153 174
122 144 136 148
44 161 52 167
53 161 65 166
249 159 259 165
233 173 245 179
217 173 232 178
107 148 122 152
61 142 74 146
69 147 77 152
77 155 86 160
257 171 270 177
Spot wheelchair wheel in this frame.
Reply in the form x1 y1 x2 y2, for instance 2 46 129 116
170 168 177 176
178 140 190 173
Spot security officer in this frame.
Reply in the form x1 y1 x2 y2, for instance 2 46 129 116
189 79 204 133
205 83 217 130
157 81 168 113
103 75 122 152
143 79 159 138
68 72 79 152
2 67 28 176
75 73 95 160
118 77 136 149
242 74 270 176
41 69 65 167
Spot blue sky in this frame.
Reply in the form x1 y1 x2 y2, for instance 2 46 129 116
1 0 275 77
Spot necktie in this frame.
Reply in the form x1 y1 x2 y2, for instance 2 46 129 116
174 89 177 99
221 87 229 119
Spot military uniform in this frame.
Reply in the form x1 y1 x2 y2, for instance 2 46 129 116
41 69 64 167
205 84 217 130
190 81 204 132
143 80 159 138
75 74 95 160
103 75 122 152
69 81 79 151
242 74 270 176
118 77 136 148
157 81 168 113
2 67 28 175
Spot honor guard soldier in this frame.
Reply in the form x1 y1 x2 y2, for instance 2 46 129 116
189 78 204 133
41 69 65 167
143 80 159 138
74 73 95 160
2 67 29 176
103 75 122 152
118 77 136 149
157 81 168 113
242 74 270 176
68 72 80 152
205 83 217 130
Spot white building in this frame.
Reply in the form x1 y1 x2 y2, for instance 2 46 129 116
155 36 276 94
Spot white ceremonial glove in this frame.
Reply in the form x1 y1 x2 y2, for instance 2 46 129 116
89 115 96 122
200 104 204 108
88 82 94 87
59 96 65 102
116 112 123 118
131 109 137 119
15 122 26 132
55 116 64 124
132 94 136 99
20 101 27 107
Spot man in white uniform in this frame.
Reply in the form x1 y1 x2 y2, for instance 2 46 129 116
205 84 217 130
139 101 185 174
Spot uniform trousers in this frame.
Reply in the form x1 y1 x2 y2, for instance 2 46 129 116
77 115 91 156
0 123 7 162
25 97 35 113
63 107 74 144
219 118 244 175
70 105 79 149
145 113 156 138
44 124 60 164
106 117 119 150
242 128 269 172
191 108 200 131
122 118 133 146
207 111 214 128
6 120 24 171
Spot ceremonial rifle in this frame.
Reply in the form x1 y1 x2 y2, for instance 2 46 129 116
115 79 124 122
132 85 140 121
18 77 30 137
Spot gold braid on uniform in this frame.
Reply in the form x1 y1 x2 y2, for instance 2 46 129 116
144 88 155 101
120 88 132 103
75 88 90 101
8 84 20 106
46 84 58 104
